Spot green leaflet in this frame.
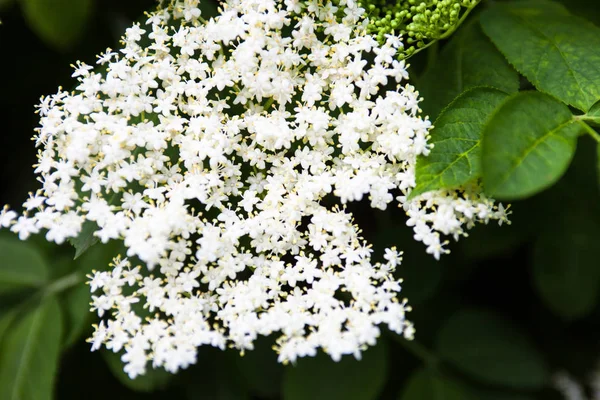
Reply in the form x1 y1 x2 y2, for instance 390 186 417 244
481 1 600 112
283 341 388 400
21 0 93 50
0 297 63 400
398 369 473 400
481 92 581 199
533 207 600 320
68 220 100 260
0 236 49 294
417 19 519 121
436 309 548 389
411 87 509 198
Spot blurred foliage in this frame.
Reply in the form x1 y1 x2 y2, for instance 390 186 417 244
0 0 600 399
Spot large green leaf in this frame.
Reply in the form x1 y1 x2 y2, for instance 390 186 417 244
412 87 509 198
481 92 580 199
418 19 519 121
398 369 473 400
480 1 600 112
21 0 93 50
0 236 49 294
436 309 548 389
283 341 388 400
0 297 63 400
533 209 600 319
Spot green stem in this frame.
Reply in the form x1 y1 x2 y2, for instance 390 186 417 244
577 120 600 143
41 272 83 297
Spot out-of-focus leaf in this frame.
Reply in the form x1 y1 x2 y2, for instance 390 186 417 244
533 208 600 319
436 309 548 389
21 0 94 50
398 368 473 400
283 340 388 400
0 297 63 400
69 220 99 260
0 236 49 294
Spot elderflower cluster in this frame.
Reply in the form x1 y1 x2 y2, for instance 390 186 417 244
0 0 506 378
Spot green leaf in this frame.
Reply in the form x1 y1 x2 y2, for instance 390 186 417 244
480 2 600 112
0 236 49 294
533 209 600 319
418 19 519 121
412 87 509 198
481 92 581 199
283 341 388 400
103 350 173 393
436 309 548 389
399 369 472 400
0 297 63 400
69 220 100 260
21 0 93 50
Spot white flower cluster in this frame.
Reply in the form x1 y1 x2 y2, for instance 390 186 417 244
0 0 507 378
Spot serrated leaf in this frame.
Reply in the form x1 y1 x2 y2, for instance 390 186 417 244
412 87 509 198
481 92 581 199
398 369 473 400
480 2 600 112
21 0 93 50
0 236 49 294
436 309 548 389
283 341 388 400
418 19 518 121
533 209 600 320
0 297 63 400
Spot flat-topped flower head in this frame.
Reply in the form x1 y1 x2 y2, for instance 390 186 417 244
1 0 506 378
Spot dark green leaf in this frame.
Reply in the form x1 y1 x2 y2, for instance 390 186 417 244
533 209 600 319
69 220 100 260
0 236 49 294
480 2 600 112
482 92 581 199
418 19 519 121
21 0 93 50
436 309 548 389
283 341 388 400
412 87 509 197
398 369 473 400
103 350 173 393
0 297 63 400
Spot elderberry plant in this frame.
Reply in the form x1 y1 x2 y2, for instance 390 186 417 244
1 0 600 399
